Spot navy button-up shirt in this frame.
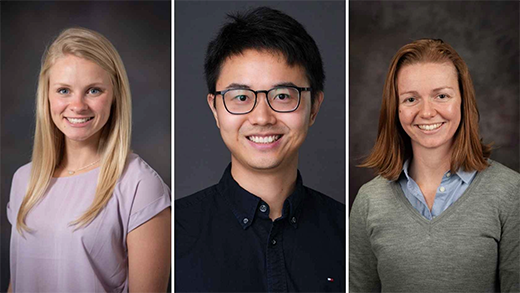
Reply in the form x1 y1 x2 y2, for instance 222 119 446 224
175 164 345 292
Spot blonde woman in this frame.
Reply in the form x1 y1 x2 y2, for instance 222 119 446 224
6 28 171 292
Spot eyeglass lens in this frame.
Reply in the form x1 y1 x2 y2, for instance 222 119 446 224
223 87 300 114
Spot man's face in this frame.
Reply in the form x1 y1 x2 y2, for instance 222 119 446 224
208 49 323 173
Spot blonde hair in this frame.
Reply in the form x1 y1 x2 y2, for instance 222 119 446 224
361 39 491 180
17 27 132 233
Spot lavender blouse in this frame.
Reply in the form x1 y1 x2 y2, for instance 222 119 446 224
7 153 171 292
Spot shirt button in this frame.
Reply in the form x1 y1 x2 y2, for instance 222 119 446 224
259 205 267 213
243 218 249 224
291 217 297 224
446 172 451 177
439 186 446 192
271 239 277 245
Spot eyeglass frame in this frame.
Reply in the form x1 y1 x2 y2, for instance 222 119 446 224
213 86 312 115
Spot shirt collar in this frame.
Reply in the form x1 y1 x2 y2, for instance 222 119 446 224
216 163 305 230
401 158 476 184
402 159 412 181
456 167 476 184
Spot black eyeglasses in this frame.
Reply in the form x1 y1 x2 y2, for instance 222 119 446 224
214 86 312 115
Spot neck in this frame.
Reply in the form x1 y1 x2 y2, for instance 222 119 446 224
409 143 452 183
61 136 101 170
230 155 298 220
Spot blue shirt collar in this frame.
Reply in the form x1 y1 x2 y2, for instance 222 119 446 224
456 168 476 184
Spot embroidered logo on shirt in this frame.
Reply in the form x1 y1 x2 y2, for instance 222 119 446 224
327 277 334 282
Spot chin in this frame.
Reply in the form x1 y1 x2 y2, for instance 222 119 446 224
238 157 284 171
63 133 95 142
414 139 452 150
249 161 282 170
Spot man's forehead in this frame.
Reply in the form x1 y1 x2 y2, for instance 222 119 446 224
223 48 305 68
216 49 308 87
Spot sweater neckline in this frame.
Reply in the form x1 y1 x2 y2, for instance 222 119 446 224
390 161 491 226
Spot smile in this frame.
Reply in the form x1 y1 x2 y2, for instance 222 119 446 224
417 123 443 131
66 117 94 124
247 135 281 144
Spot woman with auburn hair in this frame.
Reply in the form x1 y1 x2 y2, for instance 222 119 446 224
349 39 519 292
6 28 170 292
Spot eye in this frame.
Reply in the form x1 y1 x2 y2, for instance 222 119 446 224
438 94 448 99
57 88 70 95
234 95 248 102
88 88 102 95
405 97 416 103
275 93 290 100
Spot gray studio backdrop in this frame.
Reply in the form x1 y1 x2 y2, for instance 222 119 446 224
175 1 346 203
349 1 520 210
0 1 171 290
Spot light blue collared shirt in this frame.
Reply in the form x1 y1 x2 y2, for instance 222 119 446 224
398 159 477 220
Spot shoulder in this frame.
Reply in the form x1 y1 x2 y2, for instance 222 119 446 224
174 184 220 256
118 153 169 195
7 162 32 222
115 153 170 214
175 184 220 212
9 162 32 196
12 162 32 183
304 186 345 214
119 154 171 232
351 175 398 215
302 187 345 232
358 175 394 194
484 160 520 185
478 160 520 201
355 176 395 202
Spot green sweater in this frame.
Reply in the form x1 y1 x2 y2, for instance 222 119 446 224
350 160 520 292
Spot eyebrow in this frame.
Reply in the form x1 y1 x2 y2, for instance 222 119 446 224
224 82 299 90
50 82 107 88
224 83 251 90
399 86 454 96
432 86 454 92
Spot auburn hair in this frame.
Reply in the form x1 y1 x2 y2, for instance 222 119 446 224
361 39 491 181
16 27 132 234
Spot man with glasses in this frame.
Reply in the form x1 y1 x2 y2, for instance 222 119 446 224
175 7 345 292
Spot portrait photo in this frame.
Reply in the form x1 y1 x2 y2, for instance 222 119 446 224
175 1 346 292
175 1 345 204
0 1 171 291
349 1 519 292
349 1 519 208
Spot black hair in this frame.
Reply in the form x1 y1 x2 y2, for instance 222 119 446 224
204 6 325 103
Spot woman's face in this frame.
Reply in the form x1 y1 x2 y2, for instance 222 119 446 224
48 54 113 145
397 62 461 153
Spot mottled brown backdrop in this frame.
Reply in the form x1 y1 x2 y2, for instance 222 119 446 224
350 1 520 210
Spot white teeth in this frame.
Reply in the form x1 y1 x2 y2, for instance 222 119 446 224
248 135 281 144
67 117 92 124
418 123 442 131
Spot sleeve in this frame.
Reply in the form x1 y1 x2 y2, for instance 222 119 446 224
127 171 171 233
6 167 21 225
7 201 12 225
498 181 520 292
174 195 203 259
349 186 382 292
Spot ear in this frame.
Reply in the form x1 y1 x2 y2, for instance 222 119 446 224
207 93 220 129
309 91 324 126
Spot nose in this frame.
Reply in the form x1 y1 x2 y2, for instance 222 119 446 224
419 99 436 118
69 93 89 113
248 93 277 125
